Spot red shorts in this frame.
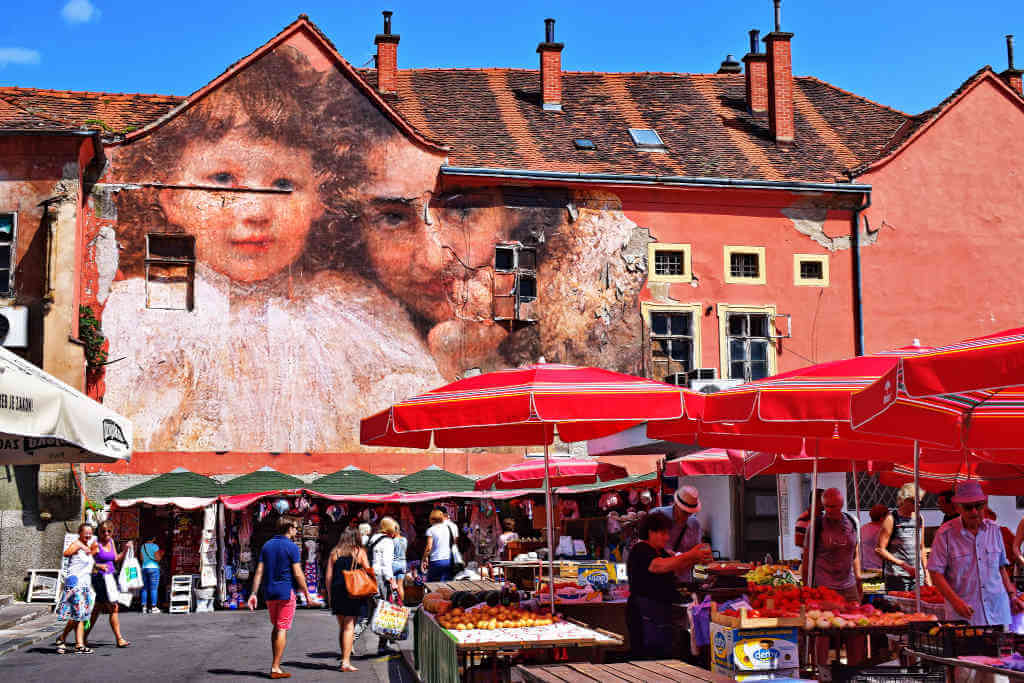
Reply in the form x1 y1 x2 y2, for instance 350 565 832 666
267 593 296 631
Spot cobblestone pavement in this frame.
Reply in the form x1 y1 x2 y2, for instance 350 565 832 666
0 608 416 682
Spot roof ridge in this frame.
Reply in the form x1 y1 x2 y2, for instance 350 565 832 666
798 75 911 118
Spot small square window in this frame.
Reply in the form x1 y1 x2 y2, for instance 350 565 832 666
574 138 596 150
628 128 666 149
794 254 829 286
494 245 516 272
723 246 766 285
517 247 537 271
516 273 536 301
0 213 13 297
646 243 691 283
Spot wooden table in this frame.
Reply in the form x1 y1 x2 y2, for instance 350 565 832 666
425 579 504 594
517 660 734 682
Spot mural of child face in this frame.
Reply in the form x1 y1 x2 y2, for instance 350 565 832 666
159 128 324 283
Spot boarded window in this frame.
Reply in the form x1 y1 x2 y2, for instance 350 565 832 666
0 214 14 297
146 234 195 310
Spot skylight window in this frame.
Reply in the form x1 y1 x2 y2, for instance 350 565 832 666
574 138 596 150
628 128 666 150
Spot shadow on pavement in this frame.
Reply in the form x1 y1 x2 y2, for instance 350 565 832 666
305 651 338 659
207 668 268 677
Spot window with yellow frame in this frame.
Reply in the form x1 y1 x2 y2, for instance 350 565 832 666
646 242 692 283
793 254 829 287
717 303 777 381
723 246 766 285
642 302 702 384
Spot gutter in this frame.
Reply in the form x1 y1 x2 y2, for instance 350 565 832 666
850 192 871 357
441 166 872 194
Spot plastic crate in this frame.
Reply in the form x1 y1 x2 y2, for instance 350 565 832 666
908 622 1004 657
887 595 946 618
830 664 944 683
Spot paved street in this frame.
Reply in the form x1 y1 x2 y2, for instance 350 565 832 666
0 608 415 682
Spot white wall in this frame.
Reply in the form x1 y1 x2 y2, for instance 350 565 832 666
676 475 735 560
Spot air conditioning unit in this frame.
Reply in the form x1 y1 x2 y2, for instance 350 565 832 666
0 306 28 348
688 368 717 381
690 378 744 394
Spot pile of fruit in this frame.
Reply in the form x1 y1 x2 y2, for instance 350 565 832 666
436 605 559 631
748 584 848 612
889 586 945 604
744 564 800 586
803 606 936 630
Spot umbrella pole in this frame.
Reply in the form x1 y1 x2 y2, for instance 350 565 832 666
914 440 921 613
776 474 785 563
852 460 862 570
543 441 556 614
808 457 819 587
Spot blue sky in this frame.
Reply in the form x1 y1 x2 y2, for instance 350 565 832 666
2 1 1022 114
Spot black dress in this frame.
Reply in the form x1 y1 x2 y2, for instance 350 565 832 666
330 555 364 617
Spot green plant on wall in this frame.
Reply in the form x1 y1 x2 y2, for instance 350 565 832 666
79 305 108 368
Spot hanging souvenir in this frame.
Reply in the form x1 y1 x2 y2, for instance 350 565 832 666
638 489 653 506
309 503 319 514
606 510 622 534
522 499 533 520
257 501 270 521
628 489 640 505
273 498 290 516
296 496 311 512
478 499 496 517
560 498 580 520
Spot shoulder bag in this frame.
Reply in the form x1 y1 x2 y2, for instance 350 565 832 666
343 550 378 598
449 527 466 574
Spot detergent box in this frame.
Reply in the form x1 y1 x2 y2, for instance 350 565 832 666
710 623 800 678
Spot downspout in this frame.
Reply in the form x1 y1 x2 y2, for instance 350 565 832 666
850 191 871 357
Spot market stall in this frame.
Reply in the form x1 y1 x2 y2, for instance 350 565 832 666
106 468 223 612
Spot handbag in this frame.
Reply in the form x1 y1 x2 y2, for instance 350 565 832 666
449 528 465 574
343 552 378 598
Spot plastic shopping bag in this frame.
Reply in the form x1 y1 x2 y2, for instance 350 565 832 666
371 599 410 641
119 547 144 591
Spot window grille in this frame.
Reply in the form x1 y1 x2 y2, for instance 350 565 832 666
847 472 939 511
649 311 694 382
654 250 684 276
799 260 824 281
730 252 760 279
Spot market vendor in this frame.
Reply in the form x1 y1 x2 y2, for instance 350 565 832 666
801 488 863 602
928 482 1024 626
876 483 927 591
650 485 705 582
626 511 712 660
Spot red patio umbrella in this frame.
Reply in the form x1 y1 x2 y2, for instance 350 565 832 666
360 362 695 609
876 460 1024 496
474 458 627 490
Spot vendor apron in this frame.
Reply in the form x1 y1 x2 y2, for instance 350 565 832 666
627 595 674 659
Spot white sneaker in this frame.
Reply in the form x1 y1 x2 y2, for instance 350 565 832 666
149 607 162 614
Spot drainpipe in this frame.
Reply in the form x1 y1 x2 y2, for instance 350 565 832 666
850 192 871 357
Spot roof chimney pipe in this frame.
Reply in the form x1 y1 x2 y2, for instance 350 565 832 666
718 54 742 74
537 18 565 112
374 10 400 95
749 29 761 55
764 0 795 143
1001 34 1023 95
744 29 768 112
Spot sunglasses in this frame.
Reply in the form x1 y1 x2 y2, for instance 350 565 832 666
960 502 986 510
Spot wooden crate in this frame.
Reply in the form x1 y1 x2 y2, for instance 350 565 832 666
710 601 804 629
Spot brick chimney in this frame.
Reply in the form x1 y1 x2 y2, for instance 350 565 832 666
717 54 741 74
743 29 768 113
763 0 795 143
1001 35 1023 95
537 18 564 111
374 10 400 94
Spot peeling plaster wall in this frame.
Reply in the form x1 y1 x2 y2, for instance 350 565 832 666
858 78 1024 351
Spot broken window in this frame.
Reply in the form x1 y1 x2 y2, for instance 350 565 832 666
493 243 538 323
145 234 195 311
653 250 684 276
730 252 760 279
649 311 694 383
0 214 14 297
726 312 771 381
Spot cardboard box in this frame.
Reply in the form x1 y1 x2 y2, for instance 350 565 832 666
710 624 800 678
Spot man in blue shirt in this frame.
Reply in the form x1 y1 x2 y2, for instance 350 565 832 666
248 518 320 679
650 485 711 582
928 481 1024 626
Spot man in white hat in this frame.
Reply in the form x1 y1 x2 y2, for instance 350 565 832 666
651 485 712 582
927 481 1024 626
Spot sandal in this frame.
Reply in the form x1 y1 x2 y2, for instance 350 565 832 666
55 640 67 654
116 639 131 648
74 646 94 655
339 664 358 672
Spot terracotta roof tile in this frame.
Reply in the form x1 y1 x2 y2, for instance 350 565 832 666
2 65 913 183
0 86 183 133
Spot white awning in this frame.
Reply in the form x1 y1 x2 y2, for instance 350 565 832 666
0 347 132 464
